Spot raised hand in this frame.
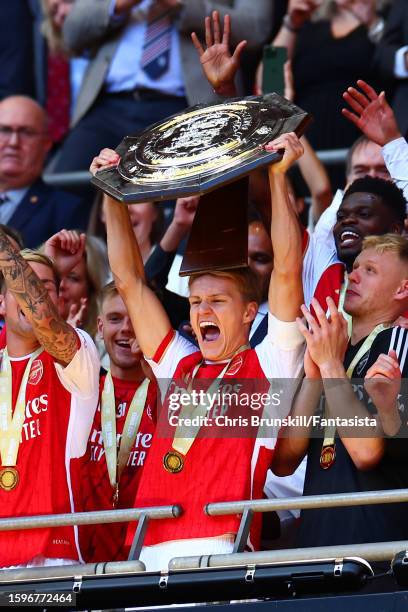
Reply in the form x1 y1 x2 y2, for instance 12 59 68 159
265 131 304 174
342 80 402 146
66 298 88 329
296 297 349 373
191 10 247 96
90 148 120 175
44 229 86 277
365 350 401 397
173 196 199 230
364 349 402 435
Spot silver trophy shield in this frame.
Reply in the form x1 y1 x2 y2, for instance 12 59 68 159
91 93 311 203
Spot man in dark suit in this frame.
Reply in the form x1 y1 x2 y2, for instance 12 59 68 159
375 0 408 138
0 95 90 248
50 0 273 172
0 1 35 100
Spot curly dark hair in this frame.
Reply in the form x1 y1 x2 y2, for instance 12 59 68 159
343 176 406 227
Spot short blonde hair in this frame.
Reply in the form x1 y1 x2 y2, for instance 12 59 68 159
98 280 119 311
362 234 408 263
188 268 262 305
20 249 57 272
1 249 58 293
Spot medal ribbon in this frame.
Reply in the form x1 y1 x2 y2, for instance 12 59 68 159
101 372 149 490
337 275 352 337
0 348 42 467
321 323 390 448
172 345 249 457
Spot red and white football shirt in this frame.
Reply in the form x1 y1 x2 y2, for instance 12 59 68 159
75 374 157 562
0 326 6 350
302 190 345 310
126 314 304 552
303 136 408 311
0 329 99 567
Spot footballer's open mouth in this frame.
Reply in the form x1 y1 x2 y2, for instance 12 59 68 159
338 229 361 248
199 321 221 343
115 339 132 351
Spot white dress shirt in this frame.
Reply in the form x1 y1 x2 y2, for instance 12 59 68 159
0 187 29 225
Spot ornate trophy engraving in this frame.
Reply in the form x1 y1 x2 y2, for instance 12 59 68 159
91 93 310 202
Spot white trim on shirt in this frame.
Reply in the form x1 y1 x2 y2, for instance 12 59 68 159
394 46 408 78
382 137 408 205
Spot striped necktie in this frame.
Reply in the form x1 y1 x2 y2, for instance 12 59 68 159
46 53 70 143
140 8 172 79
0 194 10 224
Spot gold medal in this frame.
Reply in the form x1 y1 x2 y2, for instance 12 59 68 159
0 467 19 491
320 444 336 470
163 450 184 474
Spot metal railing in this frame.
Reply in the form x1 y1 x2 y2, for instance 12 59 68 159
0 489 407 575
206 488 408 516
169 489 408 568
204 488 408 555
0 560 146 581
0 487 408 606
42 149 348 190
0 505 180 531
169 540 408 570
0 504 182 566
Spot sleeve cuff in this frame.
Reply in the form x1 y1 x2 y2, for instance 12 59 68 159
382 136 408 157
54 329 100 399
149 329 175 364
268 312 304 350
394 46 408 78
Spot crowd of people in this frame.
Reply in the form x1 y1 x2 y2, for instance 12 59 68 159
1 0 408 576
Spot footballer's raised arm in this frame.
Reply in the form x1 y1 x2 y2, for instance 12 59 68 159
266 132 304 322
0 229 78 365
91 149 172 358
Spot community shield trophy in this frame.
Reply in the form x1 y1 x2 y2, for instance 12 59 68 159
91 93 311 202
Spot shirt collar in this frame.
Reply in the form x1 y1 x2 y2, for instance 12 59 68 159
2 187 30 206
258 301 268 315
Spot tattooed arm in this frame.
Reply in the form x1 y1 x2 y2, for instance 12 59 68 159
0 231 79 365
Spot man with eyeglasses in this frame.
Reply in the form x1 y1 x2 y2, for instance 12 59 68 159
0 96 90 248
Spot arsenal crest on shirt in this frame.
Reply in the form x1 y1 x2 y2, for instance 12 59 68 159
28 359 43 385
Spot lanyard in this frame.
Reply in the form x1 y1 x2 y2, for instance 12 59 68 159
0 348 42 467
322 323 390 448
101 372 149 498
172 345 249 457
337 275 352 337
